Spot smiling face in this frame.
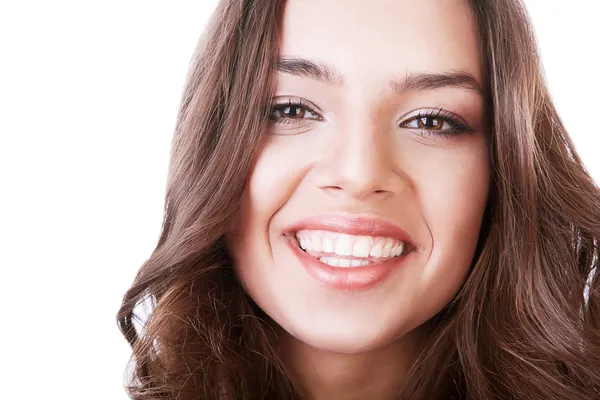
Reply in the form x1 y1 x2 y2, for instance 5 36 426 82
227 0 490 353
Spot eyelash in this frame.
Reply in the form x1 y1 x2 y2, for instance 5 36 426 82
400 107 474 137
269 99 323 125
268 100 473 137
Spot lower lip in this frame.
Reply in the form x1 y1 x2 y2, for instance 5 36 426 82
284 235 410 290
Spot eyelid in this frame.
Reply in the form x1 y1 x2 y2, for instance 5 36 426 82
399 107 465 123
398 107 473 132
270 96 325 119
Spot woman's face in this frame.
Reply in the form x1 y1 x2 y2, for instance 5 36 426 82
228 0 489 353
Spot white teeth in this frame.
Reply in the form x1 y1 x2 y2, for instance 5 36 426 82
382 241 392 257
352 236 372 257
369 242 383 258
392 243 404 257
320 256 340 267
338 258 351 267
299 237 308 250
319 257 371 268
311 235 322 252
296 229 407 260
322 235 334 252
334 234 354 256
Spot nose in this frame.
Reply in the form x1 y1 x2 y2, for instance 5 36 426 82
316 115 405 202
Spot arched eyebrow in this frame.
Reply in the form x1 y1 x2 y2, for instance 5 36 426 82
278 57 343 86
277 56 484 98
392 71 483 97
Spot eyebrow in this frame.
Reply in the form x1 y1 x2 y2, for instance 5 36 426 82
277 56 484 97
392 71 483 96
278 57 343 86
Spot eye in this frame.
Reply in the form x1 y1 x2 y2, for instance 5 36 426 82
399 108 473 137
406 116 446 131
269 98 322 123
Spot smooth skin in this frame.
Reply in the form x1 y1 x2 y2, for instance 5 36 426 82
227 0 490 398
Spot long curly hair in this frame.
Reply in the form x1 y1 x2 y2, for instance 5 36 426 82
116 1 600 398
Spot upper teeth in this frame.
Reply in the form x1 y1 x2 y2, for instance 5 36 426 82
295 230 405 259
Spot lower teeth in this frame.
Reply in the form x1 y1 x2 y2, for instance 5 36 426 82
318 257 372 267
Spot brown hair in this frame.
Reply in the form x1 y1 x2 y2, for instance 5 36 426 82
116 0 600 398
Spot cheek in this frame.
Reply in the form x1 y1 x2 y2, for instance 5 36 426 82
230 137 310 270
229 137 317 326
412 138 490 283
242 137 309 224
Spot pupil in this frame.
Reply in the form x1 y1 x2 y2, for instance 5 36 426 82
419 117 441 129
284 106 302 117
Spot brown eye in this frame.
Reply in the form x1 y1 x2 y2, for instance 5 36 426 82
417 116 444 130
401 115 449 131
273 104 307 119
399 108 473 137
270 100 321 122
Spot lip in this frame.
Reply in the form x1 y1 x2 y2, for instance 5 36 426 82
282 214 414 290
283 214 414 244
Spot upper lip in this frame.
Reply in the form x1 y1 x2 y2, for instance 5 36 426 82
283 213 414 245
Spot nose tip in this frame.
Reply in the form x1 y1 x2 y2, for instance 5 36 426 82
319 140 402 202
322 171 396 202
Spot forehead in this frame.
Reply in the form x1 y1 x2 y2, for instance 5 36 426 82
279 0 482 85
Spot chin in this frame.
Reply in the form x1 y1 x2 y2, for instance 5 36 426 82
279 313 405 354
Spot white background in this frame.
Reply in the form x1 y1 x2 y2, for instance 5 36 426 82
0 1 598 399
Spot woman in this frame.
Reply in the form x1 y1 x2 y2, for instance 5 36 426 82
117 0 600 398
